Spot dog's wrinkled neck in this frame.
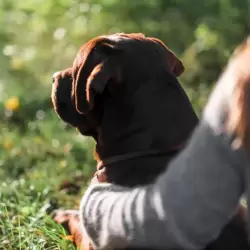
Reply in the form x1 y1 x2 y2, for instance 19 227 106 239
93 76 198 164
94 143 184 184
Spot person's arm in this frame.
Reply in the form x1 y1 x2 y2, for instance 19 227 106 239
80 120 247 250
80 53 250 250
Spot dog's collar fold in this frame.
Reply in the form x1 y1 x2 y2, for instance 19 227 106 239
94 143 185 183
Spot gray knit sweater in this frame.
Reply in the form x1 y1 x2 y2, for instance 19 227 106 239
80 63 250 249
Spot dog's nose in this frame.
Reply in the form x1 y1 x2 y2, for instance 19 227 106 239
52 71 60 84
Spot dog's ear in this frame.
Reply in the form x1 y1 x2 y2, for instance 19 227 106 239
165 48 185 77
150 37 184 77
73 57 120 114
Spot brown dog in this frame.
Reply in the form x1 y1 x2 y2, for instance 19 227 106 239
51 33 249 250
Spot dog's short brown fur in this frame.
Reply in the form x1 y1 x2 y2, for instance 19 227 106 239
51 33 249 250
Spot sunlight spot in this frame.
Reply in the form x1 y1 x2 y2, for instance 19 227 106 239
73 16 88 30
42 187 50 195
79 3 90 12
2 240 10 246
11 216 19 224
28 122 36 131
36 110 45 120
0 82 6 100
38 238 46 244
52 139 60 148
3 45 16 56
53 28 66 40
23 47 36 61
91 4 101 13
4 109 13 117
19 178 25 185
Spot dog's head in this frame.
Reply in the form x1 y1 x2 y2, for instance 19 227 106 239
51 33 185 139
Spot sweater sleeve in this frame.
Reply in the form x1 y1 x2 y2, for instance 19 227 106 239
80 122 246 250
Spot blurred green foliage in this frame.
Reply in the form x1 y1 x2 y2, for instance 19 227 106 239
1 0 250 114
0 0 250 248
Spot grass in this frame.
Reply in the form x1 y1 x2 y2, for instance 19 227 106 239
0 96 96 249
0 83 209 249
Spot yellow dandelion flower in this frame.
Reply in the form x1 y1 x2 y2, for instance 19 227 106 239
4 97 20 111
59 160 67 168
